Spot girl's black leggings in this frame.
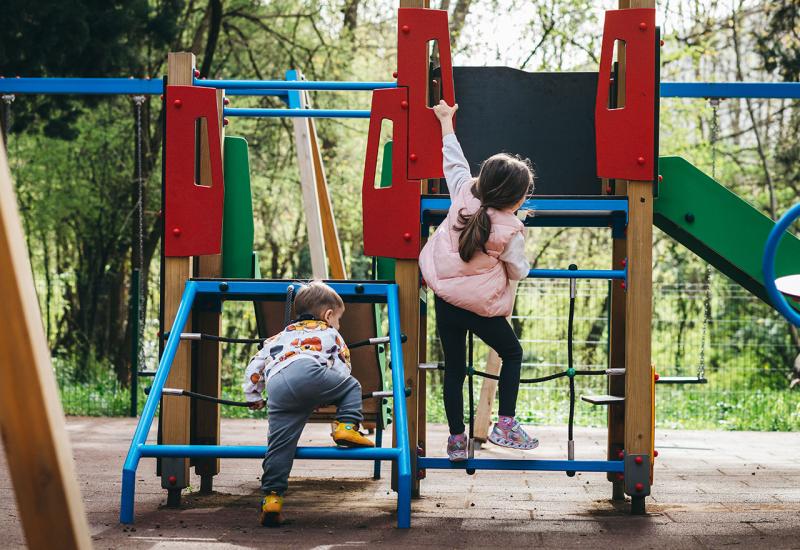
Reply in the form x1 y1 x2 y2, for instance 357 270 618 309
434 295 523 435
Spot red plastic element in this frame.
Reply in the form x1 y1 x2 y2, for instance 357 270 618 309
393 71 398 78
401 24 410 33
635 482 644 492
616 473 624 481
621 281 627 290
654 449 659 458
223 97 230 105
397 8 455 180
660 39 665 47
658 174 663 182
173 99 182 108
362 87 420 259
635 456 643 465
637 156 646 165
595 8 656 181
159 94 164 101
654 372 660 381
172 227 181 237
410 153 418 161
639 21 648 31
194 69 200 77
223 118 229 126
400 100 409 109
167 475 177 486
617 450 625 460
621 258 627 267
606 185 612 194
164 85 225 257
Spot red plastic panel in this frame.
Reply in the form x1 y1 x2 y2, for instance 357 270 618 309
595 8 656 181
164 85 225 257
397 7 455 180
362 87 421 259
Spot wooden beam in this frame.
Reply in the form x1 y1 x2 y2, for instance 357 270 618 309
0 135 92 549
306 105 346 279
161 52 196 491
292 98 327 279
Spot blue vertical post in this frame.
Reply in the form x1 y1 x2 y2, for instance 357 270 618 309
284 70 304 110
387 285 411 528
120 281 198 524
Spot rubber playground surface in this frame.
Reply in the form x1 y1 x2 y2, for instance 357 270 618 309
1 417 798 549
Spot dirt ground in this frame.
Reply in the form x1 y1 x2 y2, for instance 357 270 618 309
1 417 799 549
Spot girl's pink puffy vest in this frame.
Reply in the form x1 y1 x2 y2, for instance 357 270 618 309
419 182 524 318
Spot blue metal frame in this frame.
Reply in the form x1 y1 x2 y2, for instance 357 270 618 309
528 268 626 280
417 457 624 473
762 204 800 327
4 78 799 101
661 81 800 99
120 280 411 528
224 107 371 119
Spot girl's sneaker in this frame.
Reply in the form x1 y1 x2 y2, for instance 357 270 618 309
447 433 468 462
488 417 539 450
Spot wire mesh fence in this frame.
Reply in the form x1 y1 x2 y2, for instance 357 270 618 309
50 279 800 430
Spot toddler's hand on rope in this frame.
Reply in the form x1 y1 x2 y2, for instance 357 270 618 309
248 399 266 411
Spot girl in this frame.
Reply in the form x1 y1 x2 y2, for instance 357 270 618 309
420 100 537 461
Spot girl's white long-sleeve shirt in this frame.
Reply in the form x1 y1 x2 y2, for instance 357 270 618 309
442 133 530 280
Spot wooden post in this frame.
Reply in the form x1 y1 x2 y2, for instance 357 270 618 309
291 89 328 279
161 52 196 498
621 0 655 513
192 86 224 493
0 135 92 549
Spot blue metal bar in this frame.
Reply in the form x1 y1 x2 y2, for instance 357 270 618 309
224 89 289 98
528 268 626 280
661 81 800 99
139 445 400 460
387 285 412 529
192 280 391 299
417 457 624 473
762 204 800 327
120 281 198 524
196 78 397 91
421 197 628 214
0 77 164 95
224 107 370 119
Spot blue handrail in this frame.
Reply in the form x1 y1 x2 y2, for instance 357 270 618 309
224 107 371 119
196 78 397 91
528 268 626 280
762 204 800 327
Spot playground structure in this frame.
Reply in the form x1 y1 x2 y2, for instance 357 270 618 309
3 0 800 537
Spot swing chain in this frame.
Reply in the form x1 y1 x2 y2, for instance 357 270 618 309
699 98 721 382
132 95 147 371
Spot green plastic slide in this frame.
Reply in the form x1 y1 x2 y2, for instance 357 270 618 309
655 156 800 306
221 136 255 278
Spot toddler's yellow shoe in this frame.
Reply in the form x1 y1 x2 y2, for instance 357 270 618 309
331 421 375 448
259 492 283 527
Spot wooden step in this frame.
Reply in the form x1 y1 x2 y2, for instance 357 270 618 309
581 394 625 405
605 368 626 376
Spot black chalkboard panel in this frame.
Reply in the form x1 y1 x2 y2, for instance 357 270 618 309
451 67 600 196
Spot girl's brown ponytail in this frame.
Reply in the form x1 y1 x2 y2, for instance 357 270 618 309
456 204 491 262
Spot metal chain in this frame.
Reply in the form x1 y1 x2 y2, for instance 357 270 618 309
132 95 147 370
698 99 721 381
284 285 296 326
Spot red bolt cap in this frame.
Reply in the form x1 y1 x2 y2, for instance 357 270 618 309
660 39 665 47
635 482 644 492
159 94 164 101
616 473 625 481
617 450 625 460
223 118 229 126
621 281 626 290
621 258 627 267
223 97 230 105
639 22 648 31
402 232 412 242
173 99 182 108
658 174 663 182
654 449 659 458
654 372 660 381
637 156 646 165
635 456 643 465
167 475 177 486
172 227 182 237
606 185 612 194
401 25 410 34
194 69 200 78
410 153 418 161
393 71 398 78
400 100 409 109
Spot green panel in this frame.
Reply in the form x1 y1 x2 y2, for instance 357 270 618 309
376 140 396 279
655 156 800 306
221 136 255 278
